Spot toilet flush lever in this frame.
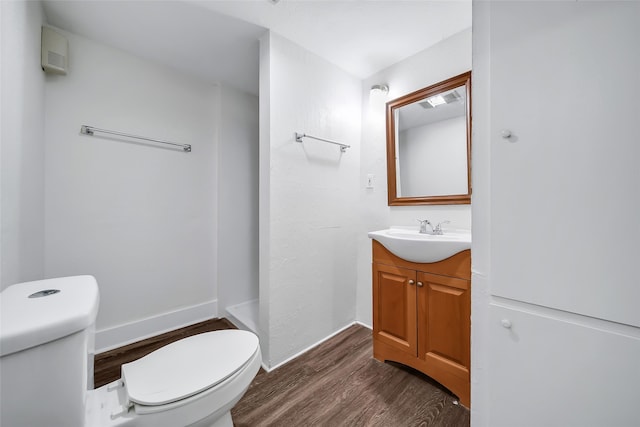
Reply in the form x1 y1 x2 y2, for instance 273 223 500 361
501 319 512 329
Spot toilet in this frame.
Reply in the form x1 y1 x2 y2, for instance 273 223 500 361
0 276 261 427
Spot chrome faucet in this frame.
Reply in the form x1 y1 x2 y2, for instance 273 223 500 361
417 219 433 234
417 219 450 235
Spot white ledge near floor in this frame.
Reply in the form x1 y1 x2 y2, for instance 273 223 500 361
226 299 258 334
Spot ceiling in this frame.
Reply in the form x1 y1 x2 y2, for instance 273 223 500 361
42 0 471 96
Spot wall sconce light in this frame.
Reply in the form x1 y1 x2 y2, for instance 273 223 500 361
370 84 389 109
370 84 389 96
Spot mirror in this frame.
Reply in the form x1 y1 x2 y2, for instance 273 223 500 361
386 71 471 205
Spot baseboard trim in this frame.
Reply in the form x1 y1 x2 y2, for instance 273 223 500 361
95 299 218 353
263 321 366 373
355 320 373 330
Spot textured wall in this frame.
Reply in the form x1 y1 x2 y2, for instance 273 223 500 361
260 32 362 368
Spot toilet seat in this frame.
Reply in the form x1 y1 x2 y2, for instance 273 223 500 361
121 329 259 412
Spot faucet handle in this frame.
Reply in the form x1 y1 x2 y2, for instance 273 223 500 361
433 220 451 234
417 219 431 234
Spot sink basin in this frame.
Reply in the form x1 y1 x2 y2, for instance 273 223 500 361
368 227 471 263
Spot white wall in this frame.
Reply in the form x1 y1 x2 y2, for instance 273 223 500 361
218 85 259 311
356 28 472 325
0 1 46 289
258 32 272 365
399 115 467 197
472 2 640 425
43 30 220 347
260 32 361 368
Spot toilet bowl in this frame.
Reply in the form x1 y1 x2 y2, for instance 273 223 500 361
0 276 261 427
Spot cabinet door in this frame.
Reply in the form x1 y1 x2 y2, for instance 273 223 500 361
488 1 640 327
373 263 417 355
418 272 470 381
488 304 640 427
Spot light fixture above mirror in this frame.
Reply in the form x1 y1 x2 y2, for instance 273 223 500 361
370 84 389 95
370 84 389 108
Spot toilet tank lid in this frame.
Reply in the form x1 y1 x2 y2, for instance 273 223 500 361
0 276 99 357
122 329 259 406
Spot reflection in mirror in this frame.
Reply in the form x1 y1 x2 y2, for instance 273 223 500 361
386 72 471 205
396 85 467 197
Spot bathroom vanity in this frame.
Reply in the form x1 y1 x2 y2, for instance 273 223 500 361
374 71 472 407
370 234 471 407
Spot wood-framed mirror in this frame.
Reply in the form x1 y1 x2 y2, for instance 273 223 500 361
386 71 471 205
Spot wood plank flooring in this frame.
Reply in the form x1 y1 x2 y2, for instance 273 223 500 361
232 324 469 427
94 318 236 388
94 320 469 427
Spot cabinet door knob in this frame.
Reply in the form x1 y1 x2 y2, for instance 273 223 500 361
501 319 512 329
408 280 415 285
417 281 424 287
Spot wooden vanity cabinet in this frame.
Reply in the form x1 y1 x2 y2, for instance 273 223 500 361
372 240 471 407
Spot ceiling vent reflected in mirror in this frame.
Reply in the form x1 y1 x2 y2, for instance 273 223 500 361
419 89 462 109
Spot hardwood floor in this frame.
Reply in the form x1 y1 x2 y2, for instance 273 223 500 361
94 320 469 427
232 325 469 427
94 317 236 388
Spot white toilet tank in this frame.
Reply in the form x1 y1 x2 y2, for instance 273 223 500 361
0 276 100 427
